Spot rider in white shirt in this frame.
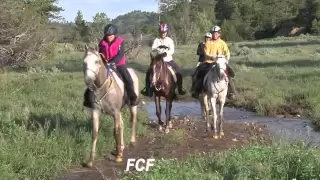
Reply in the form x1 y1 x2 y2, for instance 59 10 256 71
141 23 186 97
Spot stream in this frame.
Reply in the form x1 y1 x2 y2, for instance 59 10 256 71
144 101 320 145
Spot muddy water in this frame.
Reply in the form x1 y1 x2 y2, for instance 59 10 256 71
144 102 320 145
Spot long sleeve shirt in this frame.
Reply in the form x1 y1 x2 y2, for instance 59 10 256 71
151 37 175 62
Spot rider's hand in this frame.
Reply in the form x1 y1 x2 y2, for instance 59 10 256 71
158 45 168 49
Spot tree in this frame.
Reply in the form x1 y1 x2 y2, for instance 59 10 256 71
0 0 63 68
73 10 90 42
89 12 110 43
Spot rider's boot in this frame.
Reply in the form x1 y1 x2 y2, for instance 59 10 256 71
83 88 94 108
227 78 236 100
176 73 186 95
191 82 201 99
141 68 153 97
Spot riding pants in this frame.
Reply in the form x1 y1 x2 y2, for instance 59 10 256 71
116 65 138 105
191 62 213 93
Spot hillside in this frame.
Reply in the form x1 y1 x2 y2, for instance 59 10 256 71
111 10 158 35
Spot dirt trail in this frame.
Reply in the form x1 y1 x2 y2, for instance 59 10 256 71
59 101 318 180
59 115 270 180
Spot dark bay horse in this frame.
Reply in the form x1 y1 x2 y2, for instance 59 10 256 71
150 49 177 133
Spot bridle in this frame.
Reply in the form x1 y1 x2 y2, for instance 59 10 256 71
210 57 229 93
84 52 115 108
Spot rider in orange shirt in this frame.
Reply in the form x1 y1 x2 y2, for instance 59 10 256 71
191 25 236 99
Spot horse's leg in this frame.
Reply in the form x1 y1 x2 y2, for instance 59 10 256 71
129 105 137 147
113 111 125 162
219 89 227 138
129 69 138 147
200 94 210 133
86 109 101 168
155 95 163 131
210 96 219 139
164 97 173 133
168 98 173 129
219 99 226 138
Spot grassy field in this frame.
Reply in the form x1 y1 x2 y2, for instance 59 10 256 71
1 36 320 179
0 51 150 179
125 142 320 180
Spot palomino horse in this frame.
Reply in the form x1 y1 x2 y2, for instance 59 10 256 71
82 44 139 166
199 56 229 139
150 47 177 133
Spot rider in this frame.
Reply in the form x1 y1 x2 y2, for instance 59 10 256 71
83 24 138 108
191 25 236 99
196 32 212 67
141 23 186 97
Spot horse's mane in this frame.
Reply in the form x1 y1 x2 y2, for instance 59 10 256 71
86 46 99 54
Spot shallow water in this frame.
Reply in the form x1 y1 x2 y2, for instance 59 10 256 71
144 101 320 145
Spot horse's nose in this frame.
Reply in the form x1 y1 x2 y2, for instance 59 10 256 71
85 70 96 81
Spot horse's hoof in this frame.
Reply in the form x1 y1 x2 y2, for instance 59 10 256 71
169 122 173 129
158 126 163 131
111 150 118 156
212 135 219 140
85 161 93 168
165 128 170 134
130 141 137 148
115 156 123 163
220 132 224 137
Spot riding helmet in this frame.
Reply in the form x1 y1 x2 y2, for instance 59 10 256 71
159 23 168 32
104 24 118 36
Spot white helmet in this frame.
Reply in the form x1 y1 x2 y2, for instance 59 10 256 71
205 32 212 38
211 25 221 32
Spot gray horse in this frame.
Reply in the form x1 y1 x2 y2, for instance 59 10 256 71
199 56 229 139
82 44 139 167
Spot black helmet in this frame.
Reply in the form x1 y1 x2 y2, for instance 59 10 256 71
104 24 117 36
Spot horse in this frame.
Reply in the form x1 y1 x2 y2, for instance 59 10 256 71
149 47 178 133
82 44 139 167
199 56 229 139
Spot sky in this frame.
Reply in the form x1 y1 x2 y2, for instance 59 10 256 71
58 0 158 22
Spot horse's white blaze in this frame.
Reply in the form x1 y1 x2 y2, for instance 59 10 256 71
85 70 96 81
216 57 227 78
84 53 101 81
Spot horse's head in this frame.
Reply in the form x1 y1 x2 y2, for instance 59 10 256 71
213 56 228 81
83 44 106 89
149 49 167 89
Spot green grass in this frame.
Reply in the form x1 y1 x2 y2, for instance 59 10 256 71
0 52 149 179
1 36 320 179
125 142 320 180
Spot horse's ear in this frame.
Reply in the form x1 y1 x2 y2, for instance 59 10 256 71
95 44 99 52
84 44 88 54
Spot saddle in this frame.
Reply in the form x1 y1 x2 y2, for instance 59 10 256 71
164 63 177 83
100 54 129 107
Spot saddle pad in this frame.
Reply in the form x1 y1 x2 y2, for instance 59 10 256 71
167 65 177 83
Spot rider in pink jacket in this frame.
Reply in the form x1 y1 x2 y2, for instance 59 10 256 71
83 24 138 108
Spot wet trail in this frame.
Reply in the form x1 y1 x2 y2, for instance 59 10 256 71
145 101 320 145
59 101 319 180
